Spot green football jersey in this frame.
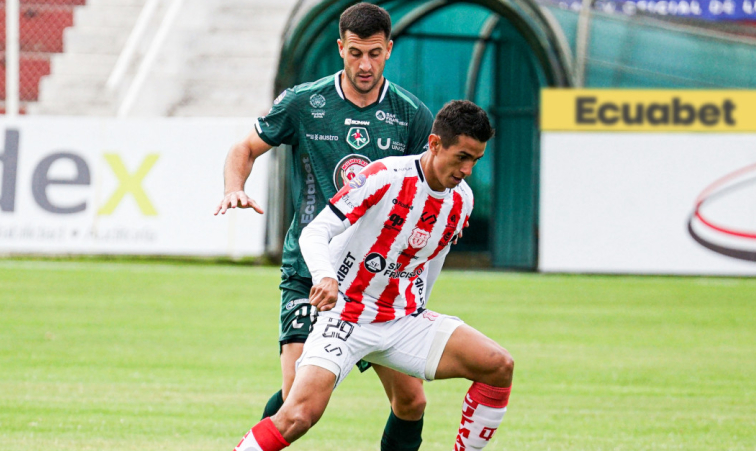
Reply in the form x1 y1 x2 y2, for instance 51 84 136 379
255 71 434 278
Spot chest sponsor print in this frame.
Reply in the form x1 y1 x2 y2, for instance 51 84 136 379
364 252 387 273
333 154 371 190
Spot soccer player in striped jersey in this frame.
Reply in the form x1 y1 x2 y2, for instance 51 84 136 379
215 4 433 450
232 100 514 451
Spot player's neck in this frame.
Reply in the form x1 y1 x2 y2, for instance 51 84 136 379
341 72 383 108
420 153 446 192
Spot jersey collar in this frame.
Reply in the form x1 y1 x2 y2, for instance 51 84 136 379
334 70 390 108
415 154 451 199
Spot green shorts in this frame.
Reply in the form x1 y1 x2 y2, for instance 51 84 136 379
279 266 317 346
278 265 371 373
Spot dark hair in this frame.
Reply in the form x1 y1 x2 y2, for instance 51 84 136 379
432 100 495 147
339 3 392 40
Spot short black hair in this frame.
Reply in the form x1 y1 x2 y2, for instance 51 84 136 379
339 3 392 40
432 100 495 147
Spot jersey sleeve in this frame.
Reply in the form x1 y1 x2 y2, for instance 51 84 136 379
254 88 298 146
300 207 348 284
406 103 434 155
329 161 391 225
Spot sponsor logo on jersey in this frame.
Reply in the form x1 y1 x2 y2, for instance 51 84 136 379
374 109 408 126
345 118 370 126
337 252 357 282
310 94 326 108
305 133 338 141
346 127 370 150
364 252 387 273
384 262 423 279
409 228 431 248
285 298 310 310
333 154 371 189
377 138 406 152
273 90 287 105
392 198 413 210
311 109 326 119
300 155 318 225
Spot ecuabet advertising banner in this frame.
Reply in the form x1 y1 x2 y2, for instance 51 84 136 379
0 117 267 257
540 90 756 275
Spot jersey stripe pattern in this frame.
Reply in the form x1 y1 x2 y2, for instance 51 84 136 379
328 155 473 324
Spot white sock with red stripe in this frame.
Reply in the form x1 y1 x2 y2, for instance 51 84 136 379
233 418 289 451
454 382 511 451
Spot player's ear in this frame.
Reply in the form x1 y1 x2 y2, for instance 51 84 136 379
428 134 441 155
386 39 393 59
338 38 345 58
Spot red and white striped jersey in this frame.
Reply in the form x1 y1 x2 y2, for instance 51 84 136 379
300 154 473 324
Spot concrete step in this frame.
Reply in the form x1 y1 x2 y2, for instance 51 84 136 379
193 33 279 58
50 53 117 76
185 56 276 82
74 5 144 27
209 10 288 32
63 27 130 54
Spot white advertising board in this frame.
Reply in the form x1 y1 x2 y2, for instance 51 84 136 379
0 117 268 257
540 133 756 275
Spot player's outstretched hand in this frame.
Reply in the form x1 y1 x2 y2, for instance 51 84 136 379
453 219 470 245
214 191 264 215
310 278 339 312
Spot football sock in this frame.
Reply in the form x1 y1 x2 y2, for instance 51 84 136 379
234 417 289 451
454 383 511 451
381 409 423 451
261 390 284 420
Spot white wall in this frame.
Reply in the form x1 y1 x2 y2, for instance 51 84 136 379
540 132 756 275
0 117 267 257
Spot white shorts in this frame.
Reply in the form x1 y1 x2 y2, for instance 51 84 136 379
296 309 463 388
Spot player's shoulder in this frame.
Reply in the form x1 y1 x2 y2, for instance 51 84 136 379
385 80 427 113
274 73 337 107
455 180 475 209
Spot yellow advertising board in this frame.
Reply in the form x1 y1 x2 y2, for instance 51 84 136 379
541 89 756 132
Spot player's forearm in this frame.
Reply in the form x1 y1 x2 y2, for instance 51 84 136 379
300 208 347 285
223 142 256 194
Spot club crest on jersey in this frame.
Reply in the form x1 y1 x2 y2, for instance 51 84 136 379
309 94 326 108
409 228 431 248
347 127 370 150
333 154 371 190
364 252 387 273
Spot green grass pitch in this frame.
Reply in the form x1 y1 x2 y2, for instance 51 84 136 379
1 260 754 450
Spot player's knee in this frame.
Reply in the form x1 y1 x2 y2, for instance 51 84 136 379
281 406 320 437
483 347 514 387
392 390 426 420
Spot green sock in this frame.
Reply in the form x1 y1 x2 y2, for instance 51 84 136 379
381 410 423 451
260 389 284 420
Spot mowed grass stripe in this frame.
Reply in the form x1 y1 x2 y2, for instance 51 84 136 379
1 261 754 450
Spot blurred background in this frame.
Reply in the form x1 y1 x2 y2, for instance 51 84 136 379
1 0 755 274
1 2 755 450
2 0 755 274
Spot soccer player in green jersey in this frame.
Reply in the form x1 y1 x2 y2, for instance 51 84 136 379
215 3 433 450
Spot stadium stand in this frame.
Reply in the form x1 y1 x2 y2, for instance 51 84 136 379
0 0 84 112
28 0 297 116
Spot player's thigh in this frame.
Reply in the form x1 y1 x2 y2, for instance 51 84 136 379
278 268 317 345
298 313 372 388
434 323 513 384
373 364 426 418
365 310 462 381
280 342 303 398
275 364 337 439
